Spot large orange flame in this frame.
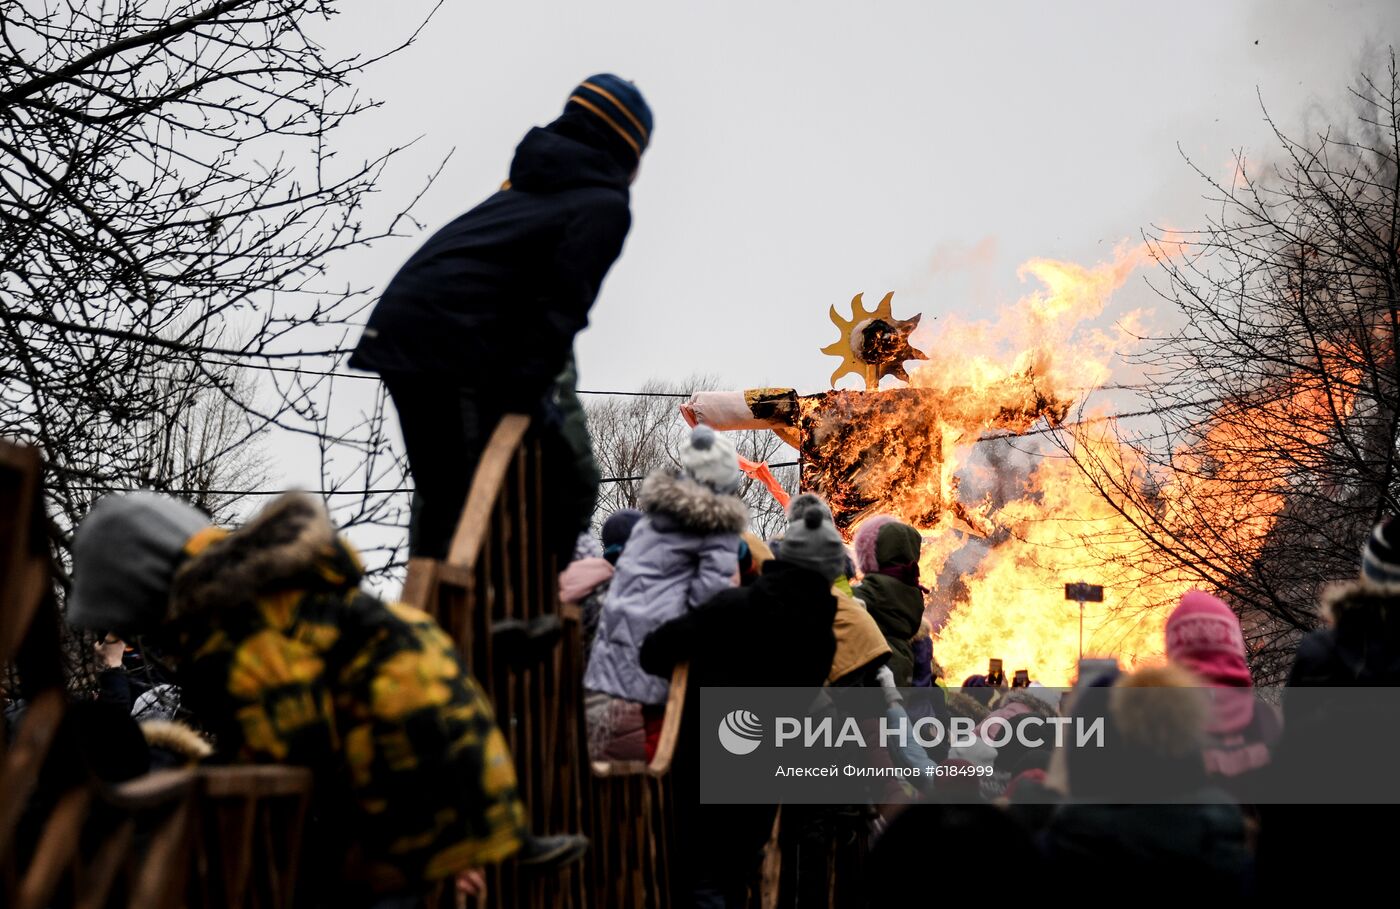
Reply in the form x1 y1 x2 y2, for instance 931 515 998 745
809 244 1168 685
831 241 1366 685
798 238 1363 685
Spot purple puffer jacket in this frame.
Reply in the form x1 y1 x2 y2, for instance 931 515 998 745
584 470 747 705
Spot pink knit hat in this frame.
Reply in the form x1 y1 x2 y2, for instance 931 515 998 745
1165 590 1254 733
853 514 899 575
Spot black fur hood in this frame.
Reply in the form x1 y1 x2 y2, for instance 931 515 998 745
170 492 353 618
1291 579 1400 683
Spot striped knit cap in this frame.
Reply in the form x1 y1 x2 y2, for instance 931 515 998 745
567 74 652 159
1361 516 1400 584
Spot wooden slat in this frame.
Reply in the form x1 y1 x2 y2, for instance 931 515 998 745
129 791 193 909
0 689 65 858
72 820 135 909
0 442 44 666
16 786 93 909
196 766 312 909
200 765 314 799
400 557 439 612
445 415 531 573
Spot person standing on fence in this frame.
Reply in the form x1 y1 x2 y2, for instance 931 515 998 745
347 75 652 562
66 491 588 906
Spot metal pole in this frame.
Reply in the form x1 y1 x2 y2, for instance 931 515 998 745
1078 599 1085 661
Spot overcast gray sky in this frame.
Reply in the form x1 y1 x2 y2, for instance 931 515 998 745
277 0 1400 534
316 0 1397 401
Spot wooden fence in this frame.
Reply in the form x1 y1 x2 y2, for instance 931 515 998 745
402 415 717 908
402 415 796 908
2 412 794 906
0 442 315 909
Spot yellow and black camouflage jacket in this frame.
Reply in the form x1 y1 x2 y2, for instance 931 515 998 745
162 493 525 890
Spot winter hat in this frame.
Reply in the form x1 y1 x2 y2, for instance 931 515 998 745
780 493 849 584
601 508 643 564
678 425 742 494
1361 517 1400 584
1003 768 1051 804
1066 665 1210 800
854 515 899 574
1166 590 1254 734
1166 590 1252 686
854 515 923 575
68 493 212 636
566 74 652 159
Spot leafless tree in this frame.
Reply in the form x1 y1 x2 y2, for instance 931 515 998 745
585 376 799 542
127 363 271 524
0 1 440 577
1062 52 1400 679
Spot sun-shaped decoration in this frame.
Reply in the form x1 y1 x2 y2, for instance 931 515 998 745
820 291 928 390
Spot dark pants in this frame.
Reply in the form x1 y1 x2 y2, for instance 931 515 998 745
384 377 505 560
384 368 600 563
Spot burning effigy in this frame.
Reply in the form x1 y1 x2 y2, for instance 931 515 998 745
682 292 1069 534
682 249 1186 686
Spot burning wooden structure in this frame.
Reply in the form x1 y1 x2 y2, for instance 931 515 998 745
682 292 1069 533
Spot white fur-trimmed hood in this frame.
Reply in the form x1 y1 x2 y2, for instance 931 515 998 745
638 470 748 535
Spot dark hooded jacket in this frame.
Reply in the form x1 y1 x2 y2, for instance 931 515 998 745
158 494 527 894
348 120 632 402
853 522 925 685
1273 579 1400 799
640 559 838 694
1048 667 1248 900
641 561 837 907
1257 580 1400 898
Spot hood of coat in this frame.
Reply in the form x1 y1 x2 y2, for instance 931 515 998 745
140 719 213 763
1067 664 1212 800
751 561 840 621
508 125 632 194
1321 578 1400 625
170 492 352 619
854 516 922 574
1307 578 1400 679
638 470 748 535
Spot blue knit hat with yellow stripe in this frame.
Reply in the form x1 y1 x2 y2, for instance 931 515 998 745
567 74 652 159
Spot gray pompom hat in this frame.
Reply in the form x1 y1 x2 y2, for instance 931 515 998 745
779 493 849 584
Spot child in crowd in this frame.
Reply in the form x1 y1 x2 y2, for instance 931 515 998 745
852 516 926 685
584 426 747 760
640 492 843 907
